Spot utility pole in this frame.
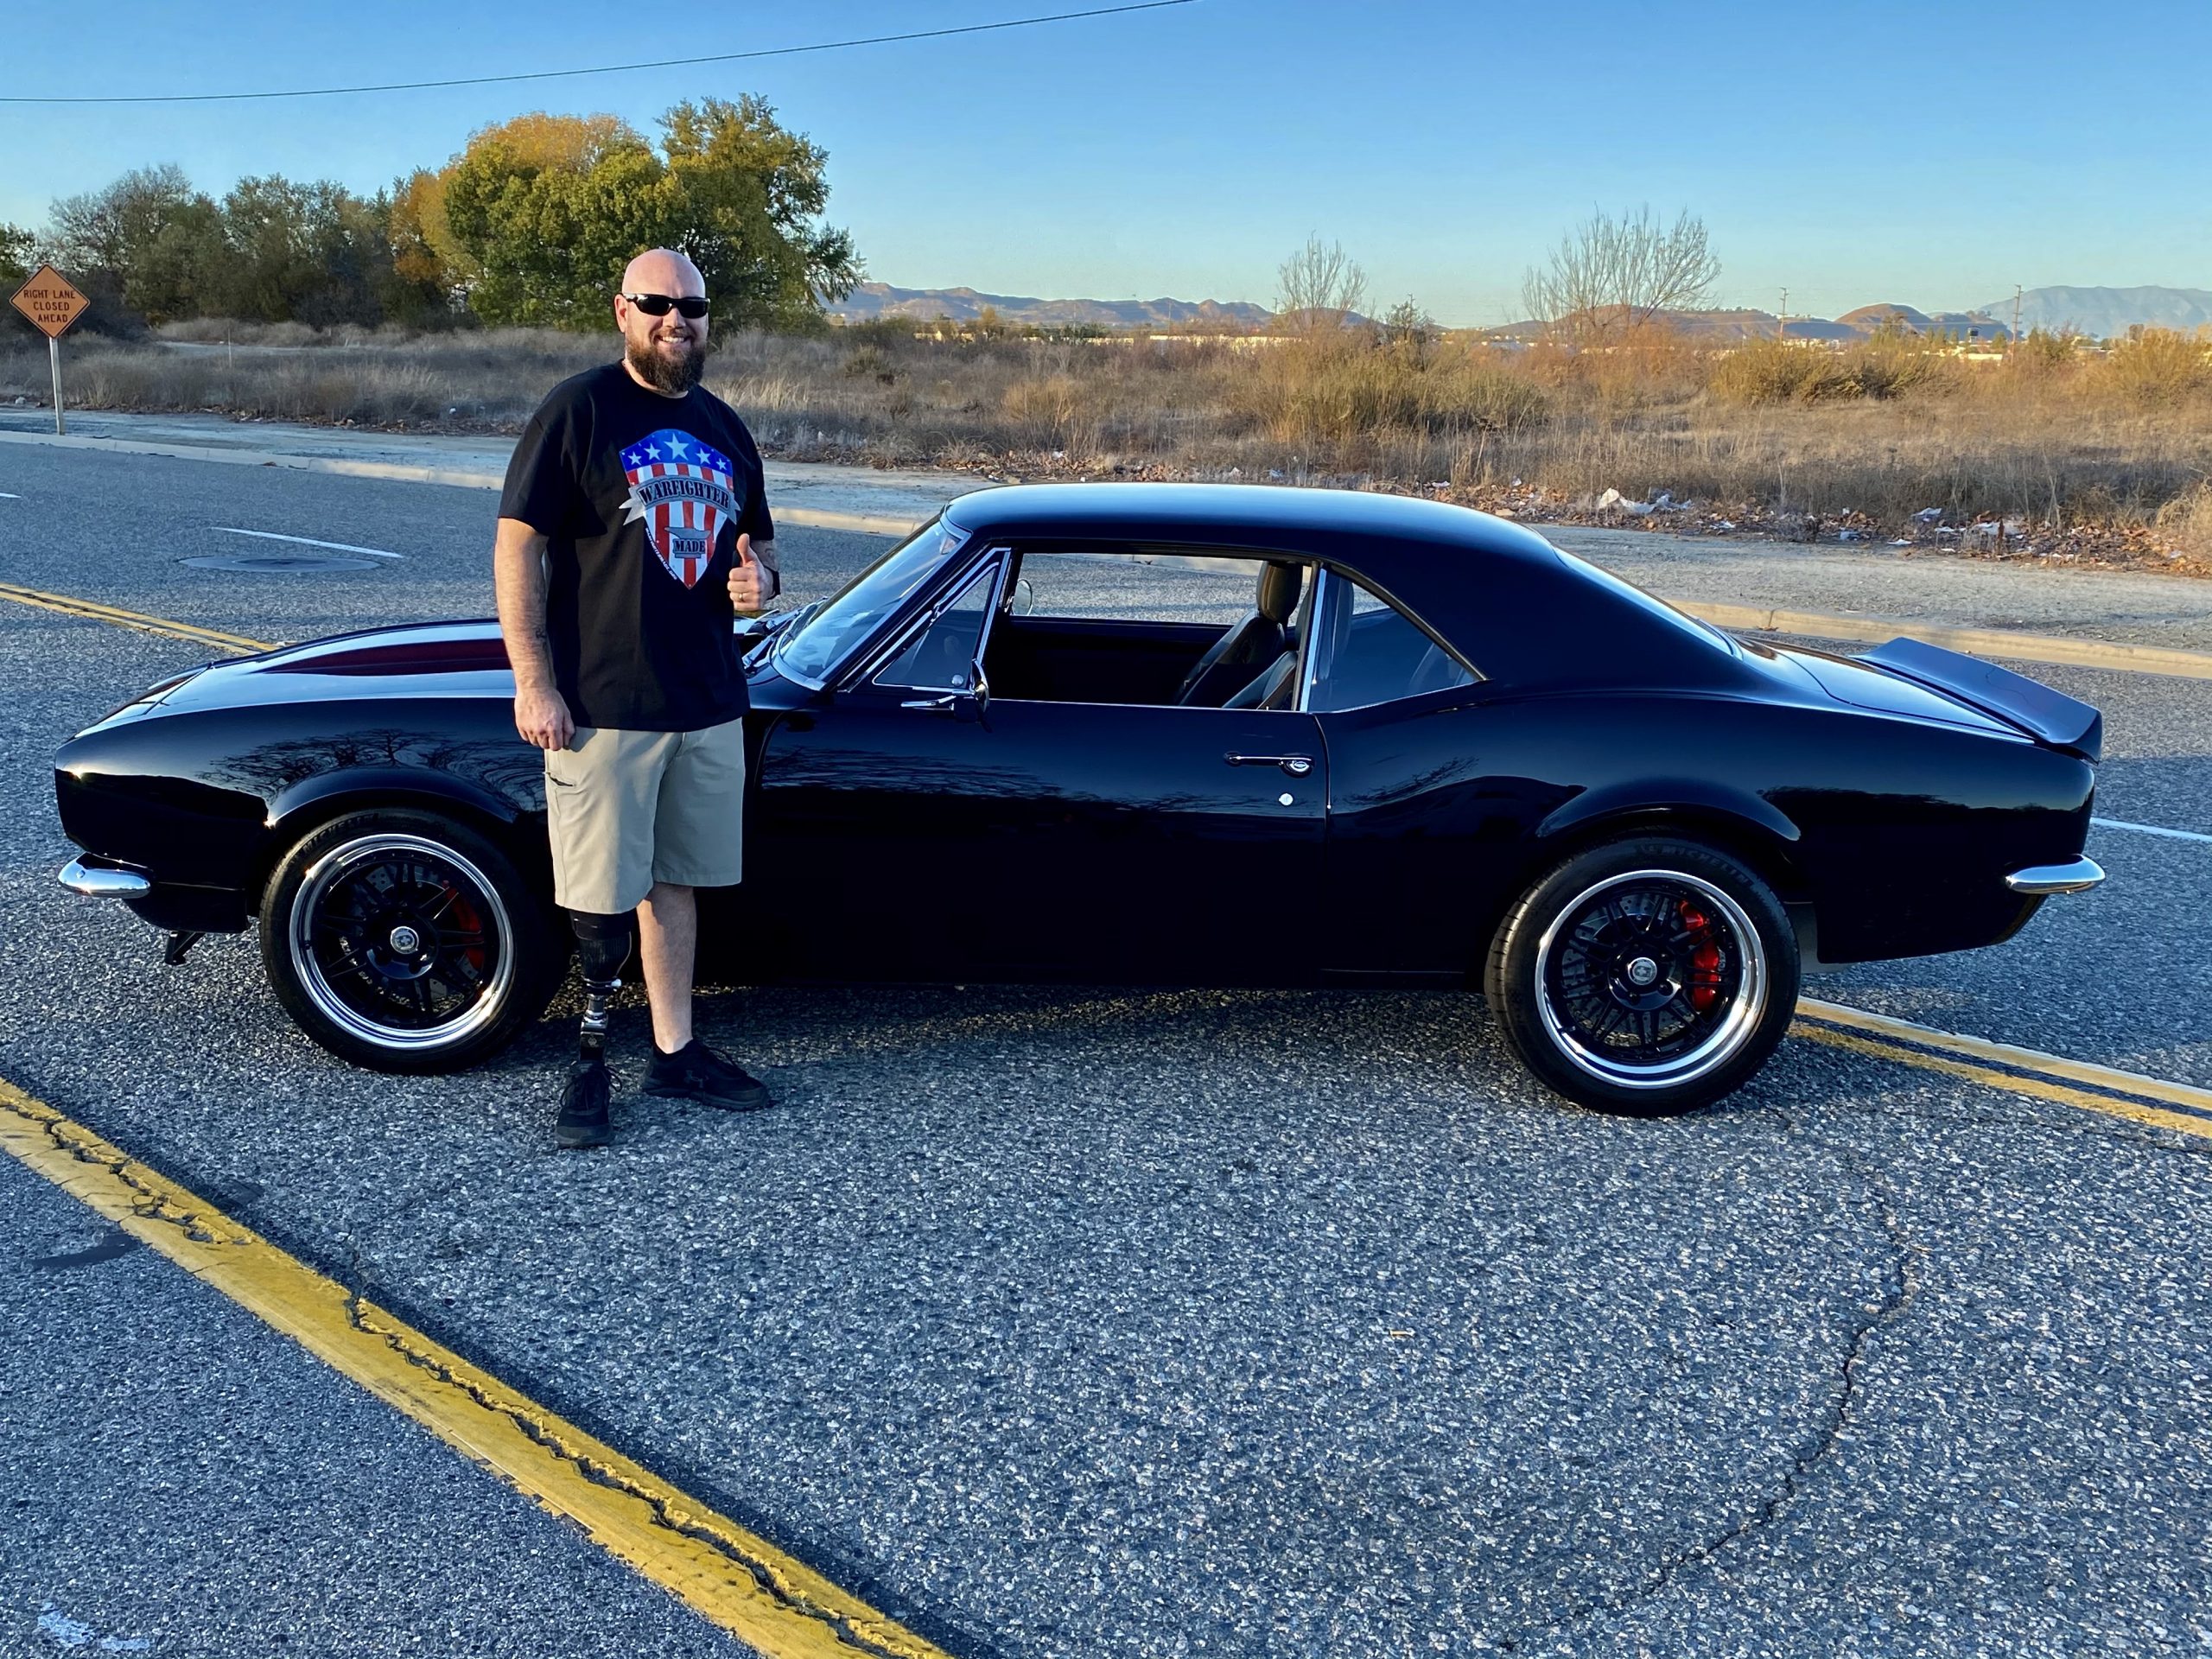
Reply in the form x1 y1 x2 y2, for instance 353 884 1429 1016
1778 288 1789 342
2012 283 2023 344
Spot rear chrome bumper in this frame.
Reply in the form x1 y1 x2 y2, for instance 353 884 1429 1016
59 856 153 899
2005 856 2105 895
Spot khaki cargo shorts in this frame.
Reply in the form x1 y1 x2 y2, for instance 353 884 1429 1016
544 719 747 914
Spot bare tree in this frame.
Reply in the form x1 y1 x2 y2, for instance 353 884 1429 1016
1274 235 1368 334
1522 207 1720 340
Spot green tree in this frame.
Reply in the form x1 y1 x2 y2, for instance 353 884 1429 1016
46 164 226 322
207 175 396 326
441 113 671 327
438 99 861 330
659 95 861 329
0 222 32 287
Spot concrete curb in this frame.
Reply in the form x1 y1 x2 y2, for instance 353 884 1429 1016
0 429 924 540
7 428 2209 680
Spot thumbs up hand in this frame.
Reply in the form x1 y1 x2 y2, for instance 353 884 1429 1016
728 533 767 616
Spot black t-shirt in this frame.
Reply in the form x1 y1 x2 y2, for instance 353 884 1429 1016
499 363 772 732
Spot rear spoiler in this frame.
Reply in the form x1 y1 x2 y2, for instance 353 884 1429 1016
1857 638 2101 763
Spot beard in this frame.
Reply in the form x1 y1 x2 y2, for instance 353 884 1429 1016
626 332 707 396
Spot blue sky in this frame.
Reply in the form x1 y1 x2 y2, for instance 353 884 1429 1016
3 0 2207 325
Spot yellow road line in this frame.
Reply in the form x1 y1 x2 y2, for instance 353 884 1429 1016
1794 1025 2212 1141
1799 997 2212 1116
0 579 273 654
0 1078 954 1659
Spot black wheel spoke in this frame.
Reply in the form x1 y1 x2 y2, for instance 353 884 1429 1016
302 844 505 1036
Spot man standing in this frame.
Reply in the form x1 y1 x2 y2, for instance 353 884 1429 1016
494 247 782 1149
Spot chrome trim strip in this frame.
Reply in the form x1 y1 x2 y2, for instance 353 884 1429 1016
1294 568 1333 714
2005 856 2106 895
59 857 152 899
849 548 1009 694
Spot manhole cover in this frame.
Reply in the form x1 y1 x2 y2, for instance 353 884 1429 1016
181 554 379 573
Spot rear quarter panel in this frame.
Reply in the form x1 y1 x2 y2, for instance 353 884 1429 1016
1319 687 2093 972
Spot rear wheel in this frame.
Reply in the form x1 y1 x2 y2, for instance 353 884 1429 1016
1484 837 1798 1116
259 808 562 1073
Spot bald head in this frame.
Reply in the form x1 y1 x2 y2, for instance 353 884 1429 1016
615 248 710 397
620 248 703 296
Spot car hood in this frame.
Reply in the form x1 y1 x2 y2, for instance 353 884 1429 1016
146 620 516 715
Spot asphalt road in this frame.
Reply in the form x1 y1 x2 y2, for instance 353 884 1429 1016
2 442 2209 1657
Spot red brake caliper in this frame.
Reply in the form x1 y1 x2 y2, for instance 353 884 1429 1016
1679 901 1723 1013
443 887 487 975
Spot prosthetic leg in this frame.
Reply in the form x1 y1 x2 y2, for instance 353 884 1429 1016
554 910 634 1149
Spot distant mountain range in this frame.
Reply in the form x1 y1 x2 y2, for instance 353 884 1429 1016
832 281 2212 340
1972 285 2212 339
828 283 1269 330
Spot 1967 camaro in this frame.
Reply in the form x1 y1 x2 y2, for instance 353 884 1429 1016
54 484 2104 1114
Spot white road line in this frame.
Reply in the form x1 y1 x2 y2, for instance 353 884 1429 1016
212 526 405 560
0 491 21 499
2092 816 2212 844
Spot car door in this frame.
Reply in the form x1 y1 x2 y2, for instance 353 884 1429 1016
1303 567 1500 980
750 547 1330 986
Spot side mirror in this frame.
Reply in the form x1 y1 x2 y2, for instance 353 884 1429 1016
1010 578 1036 617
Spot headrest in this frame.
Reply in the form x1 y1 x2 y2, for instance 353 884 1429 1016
1255 561 1303 624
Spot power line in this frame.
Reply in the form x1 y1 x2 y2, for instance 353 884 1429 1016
0 1 1197 105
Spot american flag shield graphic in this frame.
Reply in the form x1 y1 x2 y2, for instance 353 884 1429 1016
618 429 741 588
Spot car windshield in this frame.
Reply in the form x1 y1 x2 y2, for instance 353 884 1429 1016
773 516 963 684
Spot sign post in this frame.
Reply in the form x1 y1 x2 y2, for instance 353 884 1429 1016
10 265 92 435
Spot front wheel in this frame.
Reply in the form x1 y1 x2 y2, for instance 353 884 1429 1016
1484 837 1799 1116
259 808 562 1073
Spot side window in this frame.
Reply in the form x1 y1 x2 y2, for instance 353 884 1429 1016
872 564 996 691
1308 574 1475 712
1011 551 1270 626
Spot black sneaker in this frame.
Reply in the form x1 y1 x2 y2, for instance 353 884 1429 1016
554 1059 613 1149
644 1041 772 1112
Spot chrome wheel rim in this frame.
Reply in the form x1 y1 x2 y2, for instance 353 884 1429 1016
1532 868 1768 1090
289 833 514 1052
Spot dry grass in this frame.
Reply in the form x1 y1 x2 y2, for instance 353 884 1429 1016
6 319 2210 568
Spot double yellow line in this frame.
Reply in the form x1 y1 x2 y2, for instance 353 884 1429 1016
0 1080 952 1659
1795 997 2212 1141
0 579 275 654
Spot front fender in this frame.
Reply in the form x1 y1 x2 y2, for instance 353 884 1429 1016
267 766 531 834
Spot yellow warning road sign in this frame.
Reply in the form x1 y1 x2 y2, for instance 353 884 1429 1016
10 265 90 339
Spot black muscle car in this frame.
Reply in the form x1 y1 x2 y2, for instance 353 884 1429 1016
54 485 2105 1114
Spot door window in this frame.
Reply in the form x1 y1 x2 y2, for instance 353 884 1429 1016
871 562 998 691
1306 573 1476 712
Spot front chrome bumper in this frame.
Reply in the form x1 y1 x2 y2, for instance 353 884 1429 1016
59 856 153 899
2005 856 2106 895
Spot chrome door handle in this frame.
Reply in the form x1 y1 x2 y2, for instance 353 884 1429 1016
1224 753 1313 776
901 694 958 713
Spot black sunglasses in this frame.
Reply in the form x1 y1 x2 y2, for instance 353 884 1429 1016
620 292 710 319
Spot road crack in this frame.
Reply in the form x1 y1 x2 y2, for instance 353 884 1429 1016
3 1088 245 1247
1484 1107 1923 1653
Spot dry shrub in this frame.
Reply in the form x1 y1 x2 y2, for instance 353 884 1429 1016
1708 340 1825 405
2095 327 2212 407
1232 333 1546 448
7 317 2212 550
2155 482 2212 557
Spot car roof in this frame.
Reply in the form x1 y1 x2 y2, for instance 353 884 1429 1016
944 481 1559 568
941 482 1753 694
